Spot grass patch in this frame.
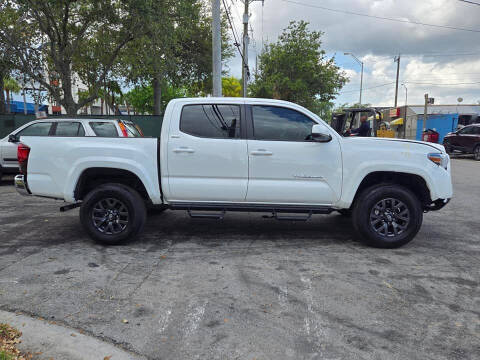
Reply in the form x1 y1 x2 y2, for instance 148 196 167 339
0 323 28 360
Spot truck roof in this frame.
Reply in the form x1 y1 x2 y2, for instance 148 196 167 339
169 97 298 107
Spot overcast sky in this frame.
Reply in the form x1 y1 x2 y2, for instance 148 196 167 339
227 0 480 107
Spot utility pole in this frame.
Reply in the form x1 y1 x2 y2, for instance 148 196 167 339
241 0 264 97
212 0 222 97
424 93 428 130
242 0 249 97
394 55 400 107
344 53 363 105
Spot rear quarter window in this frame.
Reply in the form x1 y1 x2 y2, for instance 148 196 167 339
121 121 143 137
89 122 119 137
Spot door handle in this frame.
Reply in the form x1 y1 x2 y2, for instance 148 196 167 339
250 149 273 156
173 147 195 153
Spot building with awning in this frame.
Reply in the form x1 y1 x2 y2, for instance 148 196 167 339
383 104 480 142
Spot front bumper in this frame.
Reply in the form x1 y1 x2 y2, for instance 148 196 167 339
424 198 450 211
14 175 31 196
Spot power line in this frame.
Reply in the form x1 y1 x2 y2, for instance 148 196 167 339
340 82 396 93
283 0 480 33
404 81 480 86
458 0 480 6
404 52 480 57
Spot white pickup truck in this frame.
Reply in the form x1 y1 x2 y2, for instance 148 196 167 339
14 98 452 248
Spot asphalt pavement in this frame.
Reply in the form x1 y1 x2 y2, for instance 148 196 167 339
0 158 478 360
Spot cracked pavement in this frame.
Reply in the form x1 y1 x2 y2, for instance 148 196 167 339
0 158 479 359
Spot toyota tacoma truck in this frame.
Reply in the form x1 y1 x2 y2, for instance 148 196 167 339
14 98 452 248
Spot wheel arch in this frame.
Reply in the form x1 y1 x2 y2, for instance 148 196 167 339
351 171 432 209
74 167 150 202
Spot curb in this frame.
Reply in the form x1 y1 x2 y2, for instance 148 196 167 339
0 310 147 360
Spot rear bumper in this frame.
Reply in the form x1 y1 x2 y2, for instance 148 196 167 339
14 175 31 196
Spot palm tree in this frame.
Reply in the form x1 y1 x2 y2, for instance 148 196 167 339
4 76 21 113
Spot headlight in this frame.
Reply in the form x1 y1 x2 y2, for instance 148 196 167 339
428 152 449 169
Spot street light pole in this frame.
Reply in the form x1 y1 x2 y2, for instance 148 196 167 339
344 52 363 105
401 83 407 106
401 83 408 139
212 0 222 97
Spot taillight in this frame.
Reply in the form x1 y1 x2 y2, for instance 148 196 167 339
118 121 128 137
17 143 30 174
135 124 144 137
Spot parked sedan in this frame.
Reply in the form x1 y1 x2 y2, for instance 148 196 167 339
443 124 480 160
0 118 143 180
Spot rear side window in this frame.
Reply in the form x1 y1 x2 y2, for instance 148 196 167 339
252 106 315 141
89 122 118 137
17 122 53 136
180 104 241 138
54 122 85 136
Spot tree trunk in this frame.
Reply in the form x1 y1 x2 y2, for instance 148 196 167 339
60 67 78 115
5 89 10 114
0 75 5 114
153 74 162 115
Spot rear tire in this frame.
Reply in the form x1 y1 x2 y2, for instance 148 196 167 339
352 184 423 248
80 183 147 245
474 145 480 161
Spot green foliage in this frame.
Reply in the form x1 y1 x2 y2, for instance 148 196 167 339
125 85 154 115
222 77 242 97
249 21 348 114
334 102 372 113
3 76 20 94
124 84 187 114
0 0 152 114
121 0 233 113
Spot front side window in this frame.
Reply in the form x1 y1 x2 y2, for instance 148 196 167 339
471 126 480 135
54 122 85 136
17 122 53 137
252 106 315 141
180 104 241 138
459 126 475 135
89 122 118 137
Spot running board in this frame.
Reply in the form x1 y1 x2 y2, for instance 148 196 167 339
187 209 226 220
170 202 333 215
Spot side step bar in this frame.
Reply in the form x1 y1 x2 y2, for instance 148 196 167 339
187 209 226 220
170 202 333 221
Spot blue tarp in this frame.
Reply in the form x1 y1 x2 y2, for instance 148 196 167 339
4 101 48 115
416 114 459 143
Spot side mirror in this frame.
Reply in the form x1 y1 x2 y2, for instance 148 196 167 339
311 124 332 143
8 134 18 143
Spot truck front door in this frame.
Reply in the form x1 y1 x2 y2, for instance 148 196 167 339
166 102 248 202
245 105 342 205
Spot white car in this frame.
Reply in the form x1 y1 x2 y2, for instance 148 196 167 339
14 98 452 248
0 118 143 180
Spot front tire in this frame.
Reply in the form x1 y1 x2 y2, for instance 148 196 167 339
80 183 147 245
352 184 423 248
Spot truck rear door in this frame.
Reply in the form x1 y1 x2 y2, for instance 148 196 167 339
166 101 248 202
